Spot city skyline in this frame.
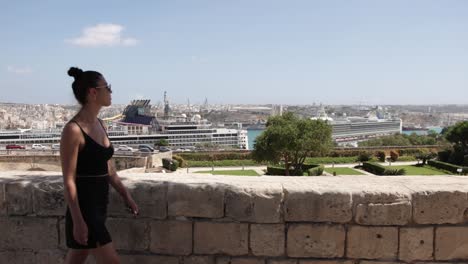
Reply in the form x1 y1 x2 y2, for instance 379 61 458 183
1 1 468 105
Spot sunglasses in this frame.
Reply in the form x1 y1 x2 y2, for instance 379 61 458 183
95 84 112 93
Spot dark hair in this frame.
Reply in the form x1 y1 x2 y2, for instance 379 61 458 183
67 67 103 105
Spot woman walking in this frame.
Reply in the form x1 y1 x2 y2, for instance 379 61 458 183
61 67 138 263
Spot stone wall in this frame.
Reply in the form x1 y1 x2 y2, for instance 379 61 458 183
0 171 468 264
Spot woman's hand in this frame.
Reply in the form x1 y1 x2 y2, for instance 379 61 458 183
125 195 139 216
73 219 88 245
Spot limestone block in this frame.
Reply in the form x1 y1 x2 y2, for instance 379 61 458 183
194 222 248 255
5 181 33 215
106 218 150 251
0 183 6 215
108 181 167 219
435 227 468 260
225 183 283 223
299 261 354 264
355 202 411 225
183 255 216 264
230 258 265 264
399 227 434 262
413 191 468 224
0 250 35 263
359 260 404 264
287 224 345 258
32 181 66 216
150 220 192 255
119 254 180 264
59 218 66 249
283 184 352 223
216 257 231 264
34 250 66 264
0 217 58 250
168 182 224 218
267 260 298 264
347 226 398 259
250 224 285 256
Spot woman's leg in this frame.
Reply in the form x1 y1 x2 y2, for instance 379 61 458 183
64 249 90 264
91 242 120 264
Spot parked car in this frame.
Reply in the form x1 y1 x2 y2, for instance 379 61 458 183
32 144 46 150
116 145 134 152
138 144 155 152
6 144 25 150
51 143 60 150
159 146 171 152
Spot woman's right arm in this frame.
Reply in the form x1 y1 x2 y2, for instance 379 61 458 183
60 123 87 244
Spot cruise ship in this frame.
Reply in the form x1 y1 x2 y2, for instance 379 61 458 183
0 97 249 150
312 106 402 145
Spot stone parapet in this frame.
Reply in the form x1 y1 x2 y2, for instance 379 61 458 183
0 171 468 263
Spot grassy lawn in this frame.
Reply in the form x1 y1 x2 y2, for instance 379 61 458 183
194 169 260 176
324 167 365 175
384 165 448 175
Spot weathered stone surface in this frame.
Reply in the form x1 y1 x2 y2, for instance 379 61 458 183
347 226 398 259
168 182 224 218
267 260 298 264
112 181 167 219
355 202 411 225
251 224 285 256
119 254 180 264
34 250 66 264
435 227 468 260
359 260 404 264
413 191 468 224
399 227 433 262
283 183 352 223
59 218 66 249
0 217 58 250
216 257 231 264
226 183 283 223
32 181 65 216
0 250 35 264
5 181 33 215
230 258 265 264
183 255 216 264
287 224 345 258
150 220 192 255
299 261 354 264
194 222 248 255
0 183 6 215
107 218 150 251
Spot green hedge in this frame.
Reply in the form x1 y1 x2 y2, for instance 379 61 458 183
162 158 179 171
428 160 468 174
363 162 386 175
187 159 262 167
308 165 324 176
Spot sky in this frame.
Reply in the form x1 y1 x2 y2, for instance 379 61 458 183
1 0 468 105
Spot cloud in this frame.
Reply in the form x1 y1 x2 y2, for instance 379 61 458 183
7 66 33 74
66 23 139 47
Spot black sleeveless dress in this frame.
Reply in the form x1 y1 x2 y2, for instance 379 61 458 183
65 119 114 249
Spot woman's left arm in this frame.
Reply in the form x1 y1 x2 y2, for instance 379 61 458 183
108 159 139 215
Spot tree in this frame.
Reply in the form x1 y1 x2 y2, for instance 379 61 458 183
156 139 169 147
445 121 468 155
252 112 333 176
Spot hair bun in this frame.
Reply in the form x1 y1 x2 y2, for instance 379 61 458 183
67 67 83 79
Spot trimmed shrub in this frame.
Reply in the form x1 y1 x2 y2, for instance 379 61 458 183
428 160 468 174
383 168 406 175
437 149 452 162
389 150 399 162
170 160 179 171
308 165 324 176
356 152 372 163
376 151 386 162
363 162 386 175
266 166 286 175
398 155 417 162
172 155 186 168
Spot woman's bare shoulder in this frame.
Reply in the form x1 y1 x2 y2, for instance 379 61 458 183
61 121 82 140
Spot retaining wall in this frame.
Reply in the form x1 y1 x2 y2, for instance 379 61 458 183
0 171 467 264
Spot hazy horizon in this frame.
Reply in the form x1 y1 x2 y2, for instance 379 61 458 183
1 1 467 105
